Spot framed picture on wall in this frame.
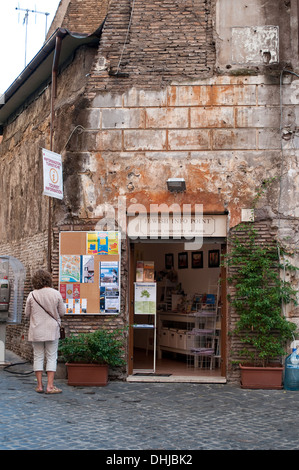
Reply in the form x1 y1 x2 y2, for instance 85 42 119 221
192 251 203 269
178 252 188 269
208 250 220 268
165 253 174 270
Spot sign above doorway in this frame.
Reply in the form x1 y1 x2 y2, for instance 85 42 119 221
127 214 227 239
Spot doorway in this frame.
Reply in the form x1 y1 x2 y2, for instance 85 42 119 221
128 239 227 382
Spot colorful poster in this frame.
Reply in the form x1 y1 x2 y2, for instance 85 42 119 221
65 298 87 314
65 298 73 313
81 299 87 313
60 283 80 299
136 261 144 282
87 232 98 254
73 283 80 299
134 283 156 315
60 283 66 300
108 232 119 255
87 232 109 255
105 296 120 313
100 287 120 314
66 284 73 299
100 261 119 288
97 232 109 254
99 262 120 313
81 255 94 283
100 287 106 312
60 255 81 282
143 261 155 281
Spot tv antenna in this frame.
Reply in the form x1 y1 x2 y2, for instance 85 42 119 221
16 4 50 67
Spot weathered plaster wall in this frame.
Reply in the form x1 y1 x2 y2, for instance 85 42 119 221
0 45 96 243
0 44 99 356
215 0 299 71
67 76 299 230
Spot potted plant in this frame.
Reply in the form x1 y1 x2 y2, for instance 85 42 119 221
59 328 126 386
226 222 298 389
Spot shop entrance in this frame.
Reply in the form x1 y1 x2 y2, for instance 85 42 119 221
128 239 227 382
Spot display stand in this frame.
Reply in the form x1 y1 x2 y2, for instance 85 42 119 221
187 309 217 369
133 282 157 373
157 291 221 370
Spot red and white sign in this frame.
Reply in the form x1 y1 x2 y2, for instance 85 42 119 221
42 148 63 200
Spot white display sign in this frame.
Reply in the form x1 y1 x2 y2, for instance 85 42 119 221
134 282 156 315
42 148 63 200
128 215 227 238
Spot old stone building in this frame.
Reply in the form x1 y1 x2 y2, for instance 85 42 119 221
0 0 298 383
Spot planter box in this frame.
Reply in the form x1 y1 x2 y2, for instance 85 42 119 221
66 363 108 386
240 363 283 389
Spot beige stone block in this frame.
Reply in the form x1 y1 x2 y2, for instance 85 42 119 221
123 88 167 107
145 151 189 160
92 93 123 108
145 108 189 128
168 85 211 106
236 107 280 128
168 129 210 150
168 84 256 107
212 129 256 149
124 130 167 150
88 109 101 128
102 108 145 129
95 130 122 151
282 82 299 105
258 129 281 149
210 85 256 106
191 107 234 128
257 85 280 106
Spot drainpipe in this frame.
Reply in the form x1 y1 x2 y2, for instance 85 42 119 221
48 35 62 273
50 35 62 150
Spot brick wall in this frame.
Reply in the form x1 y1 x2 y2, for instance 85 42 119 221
62 0 110 34
226 220 288 382
88 0 215 91
2 232 49 359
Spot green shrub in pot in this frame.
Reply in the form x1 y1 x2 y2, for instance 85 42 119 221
225 222 298 368
59 328 126 367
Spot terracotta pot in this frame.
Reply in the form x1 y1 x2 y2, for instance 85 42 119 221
66 363 108 386
240 363 283 389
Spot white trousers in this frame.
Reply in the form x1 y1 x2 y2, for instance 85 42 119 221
32 339 59 372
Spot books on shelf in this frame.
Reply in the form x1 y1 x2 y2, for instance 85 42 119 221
136 261 154 282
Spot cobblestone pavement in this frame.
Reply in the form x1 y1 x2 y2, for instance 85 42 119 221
1 352 299 452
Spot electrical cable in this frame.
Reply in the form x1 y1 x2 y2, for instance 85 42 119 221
61 124 85 152
116 0 136 75
3 361 33 375
278 69 299 321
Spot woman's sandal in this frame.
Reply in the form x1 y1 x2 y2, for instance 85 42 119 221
35 387 44 393
46 386 62 394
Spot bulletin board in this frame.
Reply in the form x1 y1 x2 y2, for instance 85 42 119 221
59 231 121 315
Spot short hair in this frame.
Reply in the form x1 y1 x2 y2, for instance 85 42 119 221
31 269 52 290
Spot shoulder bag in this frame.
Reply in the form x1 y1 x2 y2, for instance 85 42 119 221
32 293 65 339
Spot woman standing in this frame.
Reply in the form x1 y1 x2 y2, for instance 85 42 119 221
25 269 65 394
